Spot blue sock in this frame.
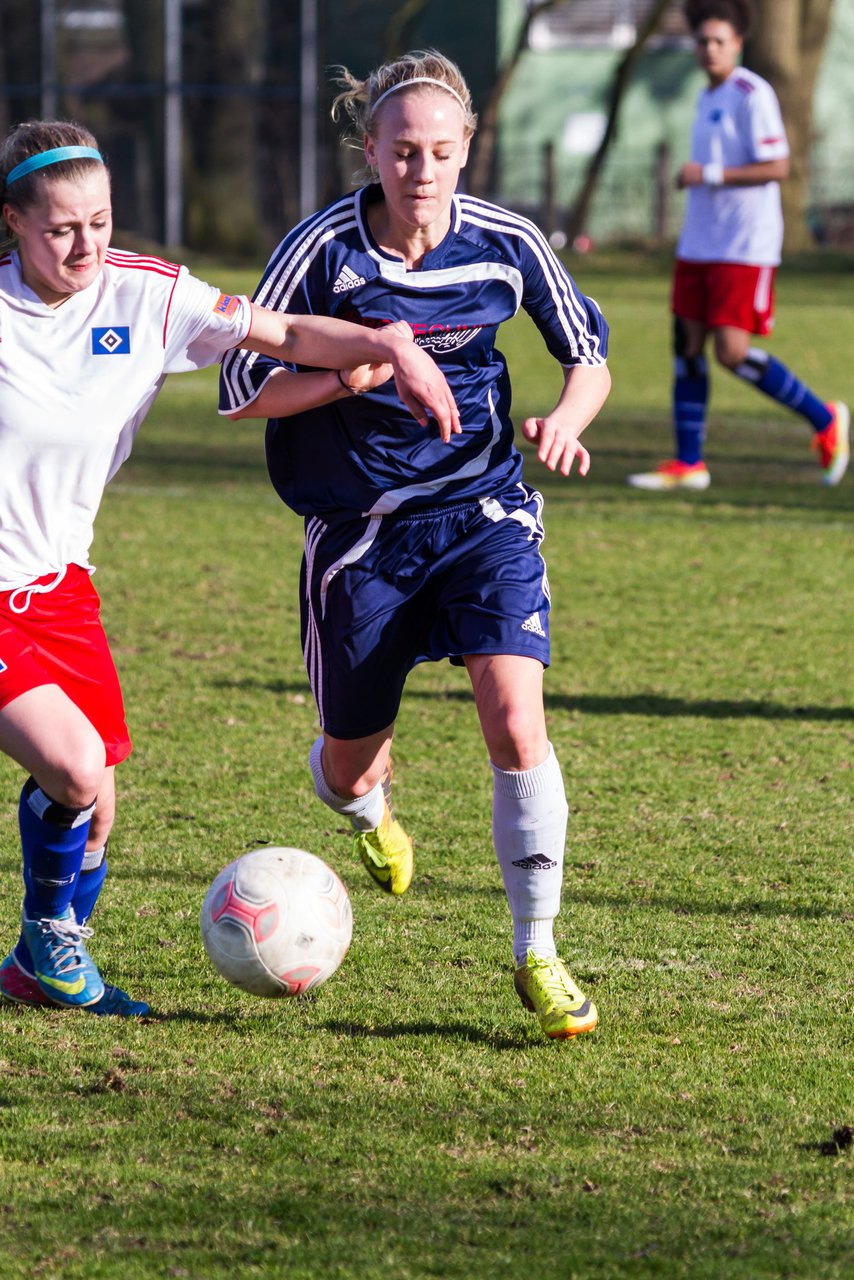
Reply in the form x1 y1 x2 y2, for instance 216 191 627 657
733 349 833 432
18 779 94 921
14 844 108 974
674 354 709 464
71 846 108 926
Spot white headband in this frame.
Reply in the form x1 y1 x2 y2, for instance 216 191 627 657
371 77 467 115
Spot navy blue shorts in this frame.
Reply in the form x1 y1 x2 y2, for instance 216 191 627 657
300 484 551 739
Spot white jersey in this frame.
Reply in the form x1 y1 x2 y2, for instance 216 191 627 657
0 249 251 589
677 66 789 267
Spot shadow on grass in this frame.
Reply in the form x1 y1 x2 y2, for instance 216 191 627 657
210 677 853 722
544 693 854 721
323 1018 532 1051
408 687 852 723
147 1009 249 1027
566 889 847 923
413 878 846 922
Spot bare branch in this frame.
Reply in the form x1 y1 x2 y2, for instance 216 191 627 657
567 0 672 243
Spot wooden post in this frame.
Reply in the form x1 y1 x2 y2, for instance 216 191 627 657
653 139 670 241
543 140 556 235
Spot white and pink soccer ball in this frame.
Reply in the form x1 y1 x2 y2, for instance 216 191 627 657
200 847 352 998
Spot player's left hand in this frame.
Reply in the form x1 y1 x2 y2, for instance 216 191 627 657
521 416 591 477
391 347 462 442
381 320 462 442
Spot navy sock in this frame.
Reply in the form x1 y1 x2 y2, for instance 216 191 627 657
733 349 833 432
673 354 709 464
19 779 94 921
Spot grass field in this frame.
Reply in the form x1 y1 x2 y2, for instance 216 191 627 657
0 254 851 1279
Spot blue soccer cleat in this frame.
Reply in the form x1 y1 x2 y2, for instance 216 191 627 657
21 907 105 1007
0 948 149 1016
87 984 150 1017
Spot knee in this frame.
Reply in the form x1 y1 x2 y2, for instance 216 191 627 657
486 709 549 772
318 744 385 800
674 316 705 363
40 738 107 810
325 759 384 798
713 333 748 370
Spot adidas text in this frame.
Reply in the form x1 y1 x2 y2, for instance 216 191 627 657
511 854 557 871
521 612 546 638
333 266 367 294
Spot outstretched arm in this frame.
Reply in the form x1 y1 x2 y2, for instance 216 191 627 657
227 360 395 421
521 363 611 476
239 308 461 442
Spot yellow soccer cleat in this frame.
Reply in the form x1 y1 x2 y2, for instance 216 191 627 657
353 759 413 894
514 950 598 1039
353 807 414 895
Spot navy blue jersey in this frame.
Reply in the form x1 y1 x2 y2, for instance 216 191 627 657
219 186 609 518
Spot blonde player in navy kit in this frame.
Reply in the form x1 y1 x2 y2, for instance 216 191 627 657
628 0 848 492
0 119 458 1016
221 51 611 1039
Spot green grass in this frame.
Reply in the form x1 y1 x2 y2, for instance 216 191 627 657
0 256 852 1279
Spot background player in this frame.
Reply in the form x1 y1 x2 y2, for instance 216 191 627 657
627 0 848 492
0 118 458 1016
221 50 611 1040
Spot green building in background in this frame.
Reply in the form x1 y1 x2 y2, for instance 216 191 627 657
494 0 854 246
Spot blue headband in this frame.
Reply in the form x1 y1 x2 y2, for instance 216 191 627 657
5 146 104 188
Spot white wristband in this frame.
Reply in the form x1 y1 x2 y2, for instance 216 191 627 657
702 162 725 187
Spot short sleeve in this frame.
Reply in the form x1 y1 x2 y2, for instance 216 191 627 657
519 227 609 367
746 82 789 162
163 269 252 374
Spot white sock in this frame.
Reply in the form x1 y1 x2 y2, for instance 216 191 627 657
308 736 385 832
491 743 567 967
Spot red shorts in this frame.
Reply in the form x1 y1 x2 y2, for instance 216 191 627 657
672 260 776 336
0 566 131 766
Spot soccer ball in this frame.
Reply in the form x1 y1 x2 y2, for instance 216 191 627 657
200 847 353 998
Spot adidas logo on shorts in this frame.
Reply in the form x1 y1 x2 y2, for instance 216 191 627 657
332 265 367 294
521 612 546 637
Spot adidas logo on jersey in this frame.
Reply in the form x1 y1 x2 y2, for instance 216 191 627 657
332 265 366 294
521 612 546 637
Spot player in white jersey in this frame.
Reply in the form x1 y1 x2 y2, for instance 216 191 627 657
222 52 612 1040
0 119 458 1016
628 0 848 492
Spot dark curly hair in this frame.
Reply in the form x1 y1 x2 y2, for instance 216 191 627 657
683 0 755 37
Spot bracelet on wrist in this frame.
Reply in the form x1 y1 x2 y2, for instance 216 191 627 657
702 162 724 187
337 369 361 396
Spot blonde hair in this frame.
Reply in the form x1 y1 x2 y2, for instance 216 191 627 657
331 49 478 146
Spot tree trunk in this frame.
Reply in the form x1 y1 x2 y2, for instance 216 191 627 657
0 0 42 138
184 0 263 256
744 0 835 253
122 0 165 243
